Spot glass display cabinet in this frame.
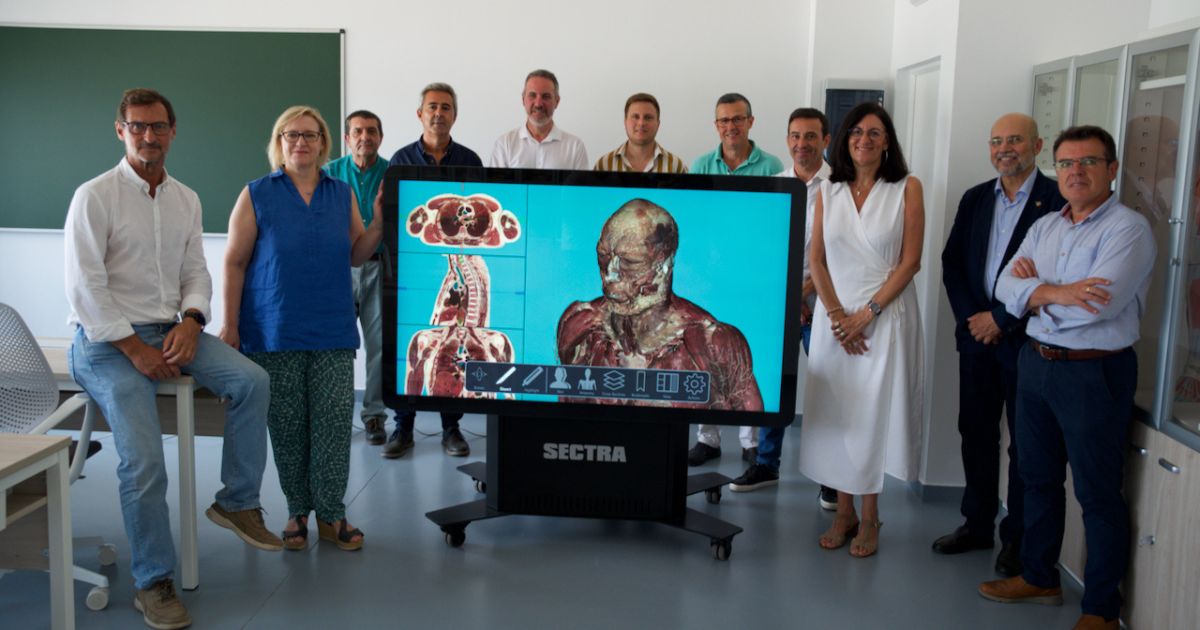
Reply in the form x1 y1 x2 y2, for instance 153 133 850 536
1033 59 1072 174
1072 46 1126 137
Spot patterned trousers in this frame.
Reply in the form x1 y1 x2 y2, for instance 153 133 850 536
248 349 354 522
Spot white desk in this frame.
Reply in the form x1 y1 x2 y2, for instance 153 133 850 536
39 341 200 592
1 434 74 630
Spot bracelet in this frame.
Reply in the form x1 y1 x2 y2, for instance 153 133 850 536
827 307 845 316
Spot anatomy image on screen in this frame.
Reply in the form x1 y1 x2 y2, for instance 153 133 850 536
407 193 521 247
406 254 515 399
555 198 763 410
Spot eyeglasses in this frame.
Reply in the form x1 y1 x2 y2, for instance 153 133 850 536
122 120 172 136
1053 156 1108 170
988 135 1026 147
280 131 323 143
715 115 749 127
849 127 885 140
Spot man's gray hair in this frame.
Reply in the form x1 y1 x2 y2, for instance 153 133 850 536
420 82 458 111
715 92 752 117
525 69 559 93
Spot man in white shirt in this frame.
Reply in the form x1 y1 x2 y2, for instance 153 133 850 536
726 110 833 504
489 69 589 169
64 88 280 630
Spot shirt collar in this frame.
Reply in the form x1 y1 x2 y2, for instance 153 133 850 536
415 135 459 162
117 157 170 194
785 160 831 183
715 140 761 167
518 123 562 143
993 169 1037 204
1059 192 1119 225
615 142 664 162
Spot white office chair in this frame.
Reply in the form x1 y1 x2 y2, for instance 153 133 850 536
0 302 114 610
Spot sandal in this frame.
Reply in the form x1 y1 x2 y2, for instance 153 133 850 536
850 520 883 558
819 515 860 550
317 519 364 551
281 515 308 551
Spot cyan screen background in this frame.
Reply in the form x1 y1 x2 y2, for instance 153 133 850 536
394 180 792 412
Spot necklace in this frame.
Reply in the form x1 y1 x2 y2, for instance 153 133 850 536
853 180 874 199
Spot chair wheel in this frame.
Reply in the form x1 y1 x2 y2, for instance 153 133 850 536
444 528 466 547
98 543 117 566
711 539 732 561
474 479 486 494
705 489 721 504
86 586 110 610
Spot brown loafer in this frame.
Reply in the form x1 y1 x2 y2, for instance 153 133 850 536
1072 614 1118 629
978 576 1063 605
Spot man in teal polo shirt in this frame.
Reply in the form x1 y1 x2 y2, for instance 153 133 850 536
690 93 783 176
688 93 781 467
324 110 390 446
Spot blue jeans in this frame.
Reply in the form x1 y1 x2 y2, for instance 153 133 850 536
69 324 270 589
757 324 810 471
1016 343 1134 620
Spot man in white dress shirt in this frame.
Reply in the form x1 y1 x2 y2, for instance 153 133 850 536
64 88 280 630
489 69 589 169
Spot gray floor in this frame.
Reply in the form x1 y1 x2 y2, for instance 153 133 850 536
1 412 1084 629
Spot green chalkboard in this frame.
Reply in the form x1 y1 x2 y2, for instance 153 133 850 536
0 26 342 232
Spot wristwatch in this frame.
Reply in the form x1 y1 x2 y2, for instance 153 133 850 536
176 310 207 328
866 301 882 317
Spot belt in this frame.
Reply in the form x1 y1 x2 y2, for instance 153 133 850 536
1030 340 1127 361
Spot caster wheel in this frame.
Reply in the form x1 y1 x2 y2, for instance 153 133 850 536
98 543 118 566
474 479 486 494
444 528 466 547
86 586 110 610
705 489 721 505
711 540 731 561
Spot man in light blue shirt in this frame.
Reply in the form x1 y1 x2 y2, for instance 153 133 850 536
981 126 1155 630
689 93 783 177
324 110 390 446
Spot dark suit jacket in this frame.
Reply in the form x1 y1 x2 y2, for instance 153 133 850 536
942 170 1064 368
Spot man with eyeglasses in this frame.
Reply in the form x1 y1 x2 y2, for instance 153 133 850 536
729 108 836 507
384 83 483 459
323 110 391 448
689 92 783 177
687 93 782 467
490 69 588 169
935 113 1062 577
981 125 1155 630
64 88 281 630
593 93 686 173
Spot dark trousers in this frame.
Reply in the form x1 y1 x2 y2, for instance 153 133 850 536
397 410 462 433
957 350 1023 544
1016 343 1134 620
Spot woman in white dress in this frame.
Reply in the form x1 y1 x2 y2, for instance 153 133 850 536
798 102 925 558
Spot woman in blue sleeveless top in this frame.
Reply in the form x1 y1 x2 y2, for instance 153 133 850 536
219 106 382 551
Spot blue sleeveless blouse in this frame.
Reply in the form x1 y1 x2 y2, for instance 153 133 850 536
239 168 360 352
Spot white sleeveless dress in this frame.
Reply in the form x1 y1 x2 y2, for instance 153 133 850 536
798 177 924 495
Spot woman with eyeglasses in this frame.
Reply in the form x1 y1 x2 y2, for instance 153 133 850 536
220 105 382 552
798 101 926 558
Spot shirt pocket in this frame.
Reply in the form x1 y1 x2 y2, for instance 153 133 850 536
1059 245 1098 283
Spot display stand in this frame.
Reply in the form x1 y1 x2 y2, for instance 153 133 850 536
425 414 743 559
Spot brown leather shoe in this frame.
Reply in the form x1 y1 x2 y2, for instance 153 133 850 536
1072 614 1118 629
978 576 1063 605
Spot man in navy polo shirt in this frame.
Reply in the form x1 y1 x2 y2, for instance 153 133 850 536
385 83 483 459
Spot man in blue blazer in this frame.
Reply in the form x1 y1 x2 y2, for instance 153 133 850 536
935 113 1064 576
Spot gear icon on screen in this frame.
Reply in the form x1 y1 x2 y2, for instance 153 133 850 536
683 373 706 396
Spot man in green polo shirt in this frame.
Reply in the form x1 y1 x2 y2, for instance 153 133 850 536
323 109 390 446
688 93 781 467
690 93 783 176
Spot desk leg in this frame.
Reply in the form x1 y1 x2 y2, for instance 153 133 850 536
47 449 75 630
176 385 199 591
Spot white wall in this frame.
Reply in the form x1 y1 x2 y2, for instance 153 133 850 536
0 0 813 392
2 0 809 167
805 0 895 109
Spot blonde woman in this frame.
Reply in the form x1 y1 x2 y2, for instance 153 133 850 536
220 106 382 551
